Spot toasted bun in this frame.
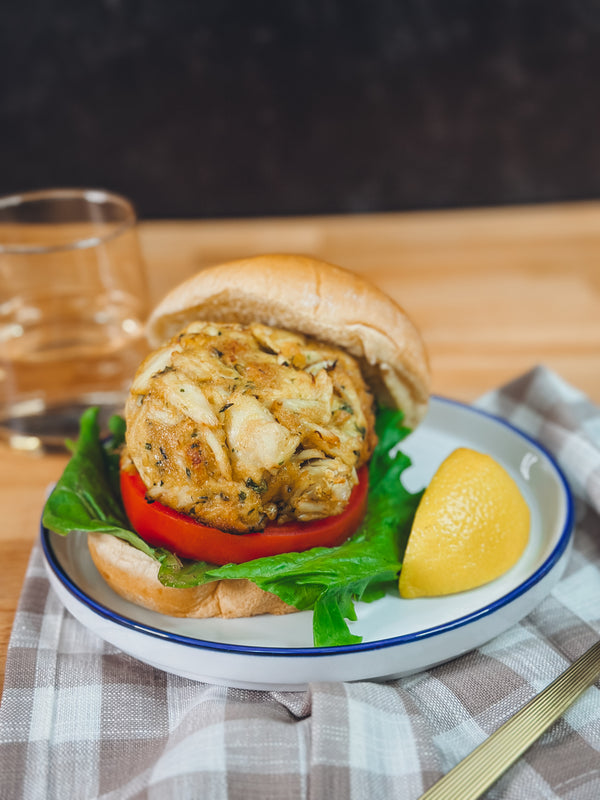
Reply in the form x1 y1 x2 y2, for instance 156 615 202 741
147 254 430 428
88 533 297 619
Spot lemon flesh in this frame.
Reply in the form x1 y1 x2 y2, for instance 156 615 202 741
399 447 530 598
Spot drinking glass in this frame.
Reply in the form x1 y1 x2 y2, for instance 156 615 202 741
0 188 149 452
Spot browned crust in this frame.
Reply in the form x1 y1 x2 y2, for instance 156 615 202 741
88 532 297 619
146 254 430 428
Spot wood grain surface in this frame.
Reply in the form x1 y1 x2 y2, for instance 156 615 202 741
2 201 600 688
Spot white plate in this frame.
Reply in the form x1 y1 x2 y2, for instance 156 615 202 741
41 397 574 691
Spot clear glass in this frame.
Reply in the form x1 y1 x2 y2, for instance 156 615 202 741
0 188 149 452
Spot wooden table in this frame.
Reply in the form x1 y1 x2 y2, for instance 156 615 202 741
2 201 600 688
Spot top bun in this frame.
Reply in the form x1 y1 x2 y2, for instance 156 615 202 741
146 254 430 427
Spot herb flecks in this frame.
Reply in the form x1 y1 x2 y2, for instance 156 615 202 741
245 477 268 494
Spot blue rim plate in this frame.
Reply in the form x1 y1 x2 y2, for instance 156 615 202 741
40 397 575 689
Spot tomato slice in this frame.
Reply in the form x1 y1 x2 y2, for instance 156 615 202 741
120 464 369 565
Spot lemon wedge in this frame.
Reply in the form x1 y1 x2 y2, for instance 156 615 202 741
399 447 530 598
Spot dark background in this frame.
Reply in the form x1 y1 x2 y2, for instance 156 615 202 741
2 0 599 219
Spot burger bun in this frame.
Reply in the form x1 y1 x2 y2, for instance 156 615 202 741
88 532 297 619
147 254 430 428
91 255 430 622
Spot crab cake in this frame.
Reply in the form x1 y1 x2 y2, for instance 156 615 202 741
125 321 377 533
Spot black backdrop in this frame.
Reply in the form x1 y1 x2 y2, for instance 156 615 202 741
2 0 600 218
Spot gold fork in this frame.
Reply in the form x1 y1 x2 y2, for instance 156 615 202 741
419 640 600 800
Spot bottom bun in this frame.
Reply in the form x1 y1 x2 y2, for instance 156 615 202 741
88 532 298 619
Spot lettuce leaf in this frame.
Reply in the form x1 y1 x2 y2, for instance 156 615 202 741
43 407 422 647
42 408 163 560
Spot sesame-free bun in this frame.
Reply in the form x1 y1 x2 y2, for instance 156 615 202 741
87 256 429 623
88 533 297 619
147 254 430 428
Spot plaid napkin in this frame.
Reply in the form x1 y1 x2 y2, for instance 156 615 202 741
1 366 599 800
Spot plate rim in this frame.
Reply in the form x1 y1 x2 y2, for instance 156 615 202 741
40 395 575 659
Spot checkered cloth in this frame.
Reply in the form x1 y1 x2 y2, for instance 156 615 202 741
1 366 599 800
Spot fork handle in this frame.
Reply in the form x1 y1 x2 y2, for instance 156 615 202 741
419 640 600 800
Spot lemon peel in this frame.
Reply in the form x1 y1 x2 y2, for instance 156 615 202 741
399 447 530 598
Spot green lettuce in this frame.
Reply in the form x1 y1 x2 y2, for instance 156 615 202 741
43 407 422 647
42 409 164 561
